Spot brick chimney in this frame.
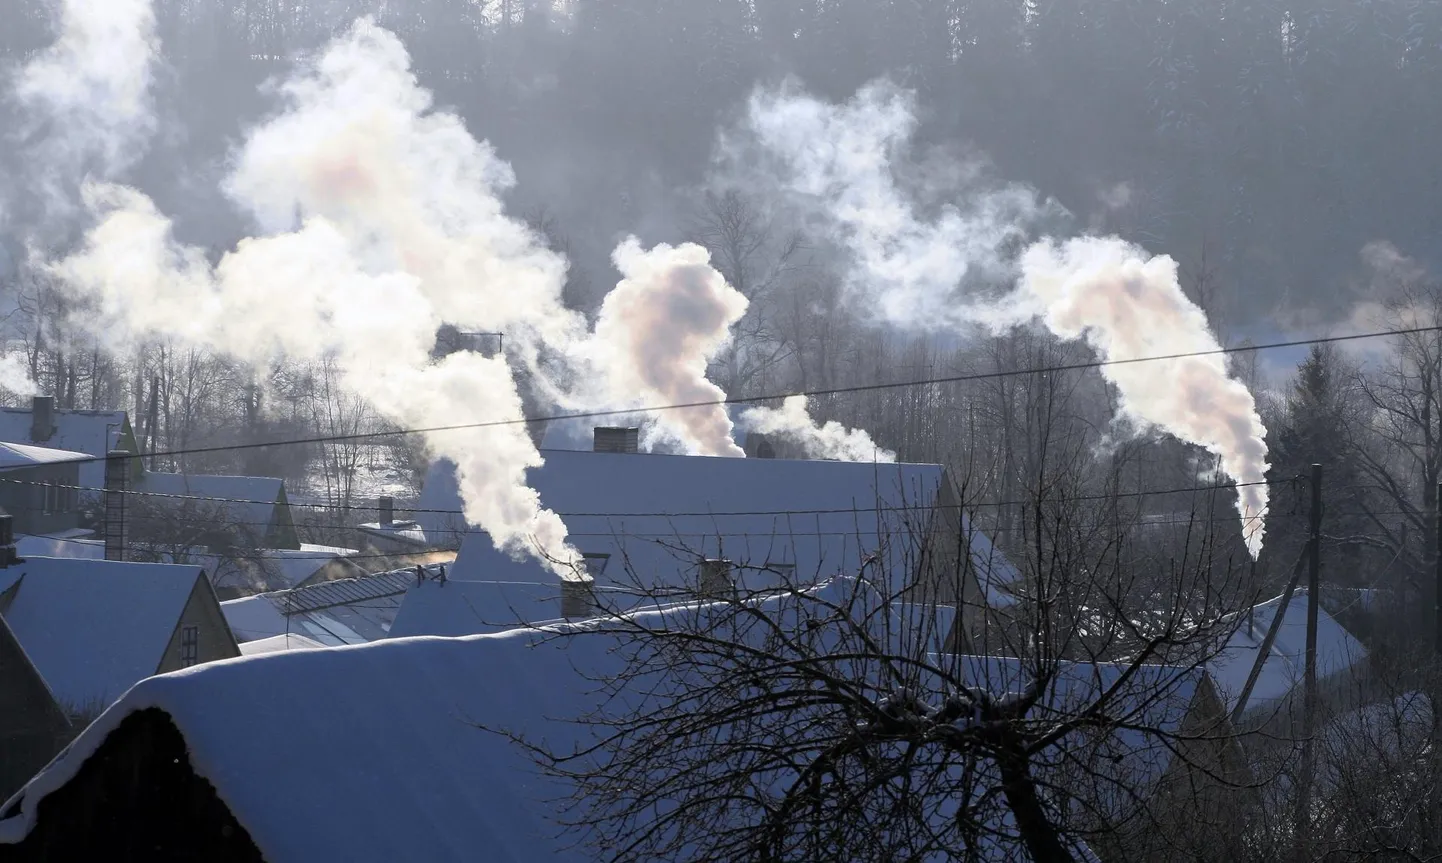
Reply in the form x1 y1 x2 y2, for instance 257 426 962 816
103 450 130 562
378 496 394 526
29 396 55 444
699 558 733 599
593 427 639 454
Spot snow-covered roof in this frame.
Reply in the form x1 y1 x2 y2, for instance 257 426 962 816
0 579 1119 862
135 472 287 538
387 579 564 638
1209 588 1367 721
0 441 90 469
0 408 129 492
13 534 103 560
0 556 204 709
206 544 361 592
239 633 327 655
425 450 1014 605
221 567 419 645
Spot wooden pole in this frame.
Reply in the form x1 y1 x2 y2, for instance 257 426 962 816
1296 463 1322 852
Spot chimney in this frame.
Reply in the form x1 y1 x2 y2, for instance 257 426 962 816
378 495 394 526
30 396 55 444
561 579 594 620
0 513 17 568
103 450 130 562
699 558 733 599
593 426 639 454
745 432 777 459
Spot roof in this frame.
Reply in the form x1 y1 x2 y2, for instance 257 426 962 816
0 441 90 470
135 472 284 537
239 634 327 656
0 579 1114 862
387 579 562 638
0 556 204 709
13 534 103 560
205 544 360 592
0 408 129 492
1209 588 1367 720
423 450 1015 616
221 567 420 645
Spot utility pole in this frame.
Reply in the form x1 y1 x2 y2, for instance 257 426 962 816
1296 463 1322 854
1432 482 1442 842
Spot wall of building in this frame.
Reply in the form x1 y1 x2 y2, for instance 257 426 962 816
156 578 240 674
0 464 81 537
0 618 71 803
0 708 263 862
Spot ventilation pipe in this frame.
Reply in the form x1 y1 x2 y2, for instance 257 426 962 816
378 496 394 526
0 513 17 568
699 558 734 599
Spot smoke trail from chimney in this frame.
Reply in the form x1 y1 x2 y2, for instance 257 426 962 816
741 396 896 463
583 238 748 457
11 0 159 216
47 20 587 578
732 81 1270 556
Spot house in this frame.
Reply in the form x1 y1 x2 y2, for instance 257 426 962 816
1209 587 1371 733
0 554 239 713
0 614 70 804
131 472 300 551
220 566 424 646
396 435 1016 641
0 397 141 498
0 578 1110 863
0 443 86 536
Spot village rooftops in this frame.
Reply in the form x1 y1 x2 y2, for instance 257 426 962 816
0 556 237 710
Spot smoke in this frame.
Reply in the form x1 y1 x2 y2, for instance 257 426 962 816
47 20 586 578
729 82 1270 556
726 80 1044 330
741 396 896 463
583 238 747 457
11 0 159 212
1004 238 1269 556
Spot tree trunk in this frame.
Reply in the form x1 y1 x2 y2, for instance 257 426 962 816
996 746 1075 863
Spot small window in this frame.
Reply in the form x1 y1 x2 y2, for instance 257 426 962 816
180 625 200 667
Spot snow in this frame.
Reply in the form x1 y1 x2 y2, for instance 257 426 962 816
0 573 1170 861
240 634 326 655
14 534 103 560
0 441 91 469
0 556 203 709
221 595 291 643
0 407 130 493
205 544 360 591
1209 588 1367 721
426 450 1017 604
387 579 564 637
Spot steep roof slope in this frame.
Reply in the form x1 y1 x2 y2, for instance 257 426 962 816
0 557 203 708
0 442 91 470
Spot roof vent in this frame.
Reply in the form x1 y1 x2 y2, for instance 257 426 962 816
378 496 394 526
0 513 16 568
593 427 639 454
699 558 733 600
745 432 777 459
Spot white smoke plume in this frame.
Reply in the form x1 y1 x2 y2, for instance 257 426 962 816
730 80 1042 330
741 396 896 463
584 238 748 457
734 82 1270 556
1005 238 1269 555
12 0 159 203
48 20 586 578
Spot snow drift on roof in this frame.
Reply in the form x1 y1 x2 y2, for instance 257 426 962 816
0 441 91 469
240 633 327 655
0 556 203 708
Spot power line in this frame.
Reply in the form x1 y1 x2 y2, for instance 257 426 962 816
0 474 1286 518
4 324 1436 467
